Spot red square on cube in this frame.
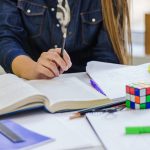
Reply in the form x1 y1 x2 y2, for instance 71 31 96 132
126 85 130 93
146 88 150 95
130 87 135 95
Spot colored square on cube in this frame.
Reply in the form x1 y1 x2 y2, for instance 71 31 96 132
129 87 135 95
140 96 146 103
135 103 140 109
146 95 150 102
140 103 146 109
130 95 135 102
139 89 146 97
126 85 130 94
135 96 140 104
134 88 140 96
146 103 150 109
146 88 150 95
126 100 131 108
130 101 135 109
126 94 130 100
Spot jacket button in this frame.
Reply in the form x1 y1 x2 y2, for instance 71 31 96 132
54 45 58 48
51 8 55 12
92 18 96 22
27 9 31 14
56 24 60 27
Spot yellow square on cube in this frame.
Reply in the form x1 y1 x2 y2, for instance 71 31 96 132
148 65 150 73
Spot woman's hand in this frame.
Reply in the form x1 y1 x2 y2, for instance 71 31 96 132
36 48 72 79
12 48 72 80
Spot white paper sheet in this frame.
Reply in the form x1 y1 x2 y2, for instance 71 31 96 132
86 109 150 150
86 61 126 74
87 63 150 99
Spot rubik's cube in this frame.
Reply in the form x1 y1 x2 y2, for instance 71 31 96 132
126 83 150 109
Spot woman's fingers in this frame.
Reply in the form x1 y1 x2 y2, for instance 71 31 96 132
47 49 72 72
48 51 67 71
54 48 72 68
36 48 72 79
36 64 55 79
38 57 59 76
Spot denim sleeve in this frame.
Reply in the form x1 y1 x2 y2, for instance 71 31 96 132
0 0 28 73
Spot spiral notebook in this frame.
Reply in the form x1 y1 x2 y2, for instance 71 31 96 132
86 110 150 150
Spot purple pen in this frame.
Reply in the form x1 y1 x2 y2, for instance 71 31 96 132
90 79 106 96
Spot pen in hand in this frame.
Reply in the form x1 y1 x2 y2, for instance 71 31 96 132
60 33 67 58
56 0 70 71
56 0 70 57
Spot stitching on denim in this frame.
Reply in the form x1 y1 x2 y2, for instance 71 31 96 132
17 1 47 16
18 0 47 9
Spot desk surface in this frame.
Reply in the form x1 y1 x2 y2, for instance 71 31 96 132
1 72 103 150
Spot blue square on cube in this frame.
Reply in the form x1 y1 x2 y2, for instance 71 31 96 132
130 101 135 109
146 103 150 109
134 88 140 96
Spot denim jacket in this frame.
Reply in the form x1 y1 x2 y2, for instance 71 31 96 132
0 0 119 73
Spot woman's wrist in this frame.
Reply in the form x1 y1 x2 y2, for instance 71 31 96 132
12 55 37 80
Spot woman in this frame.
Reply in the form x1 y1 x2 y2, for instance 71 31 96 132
0 0 131 79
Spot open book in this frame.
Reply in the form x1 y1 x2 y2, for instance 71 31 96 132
0 74 111 115
86 61 150 99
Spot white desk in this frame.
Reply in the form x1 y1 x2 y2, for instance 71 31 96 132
1 73 103 150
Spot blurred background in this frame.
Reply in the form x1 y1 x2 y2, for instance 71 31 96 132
131 0 150 64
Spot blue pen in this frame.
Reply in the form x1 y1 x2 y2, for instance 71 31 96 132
90 79 106 96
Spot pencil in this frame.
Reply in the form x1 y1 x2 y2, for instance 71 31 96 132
60 33 67 58
59 33 66 72
70 99 126 120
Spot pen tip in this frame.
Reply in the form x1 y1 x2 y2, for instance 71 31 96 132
69 113 81 120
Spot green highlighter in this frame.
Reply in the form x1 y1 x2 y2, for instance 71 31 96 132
126 126 150 135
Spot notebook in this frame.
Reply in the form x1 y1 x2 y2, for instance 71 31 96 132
0 74 111 115
86 62 150 99
86 109 150 150
0 120 53 150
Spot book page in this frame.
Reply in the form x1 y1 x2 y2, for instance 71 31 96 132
87 63 150 99
28 77 106 105
0 74 44 111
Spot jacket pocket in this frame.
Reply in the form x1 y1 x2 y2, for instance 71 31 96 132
81 10 103 45
17 0 46 38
